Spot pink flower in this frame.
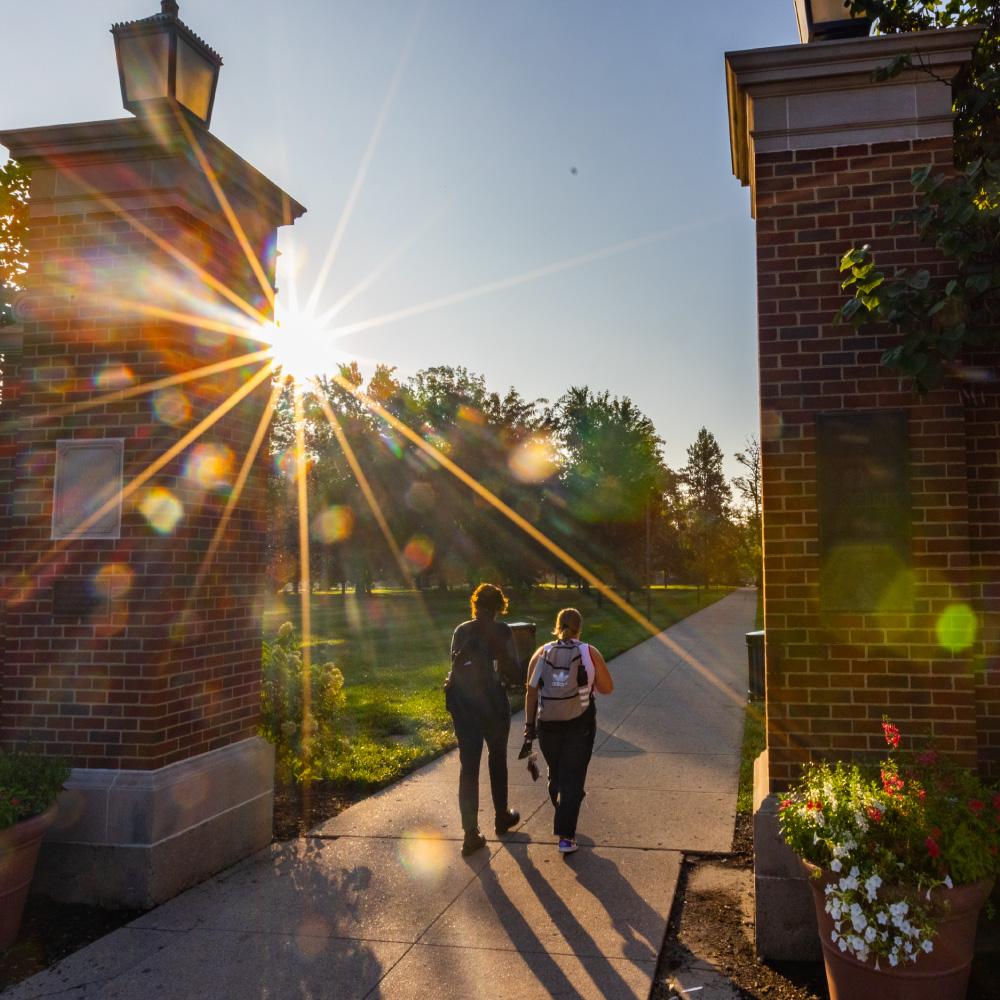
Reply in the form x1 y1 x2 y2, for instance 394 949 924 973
779 799 791 810
926 838 940 858
919 749 938 766
882 721 900 749
10 798 19 806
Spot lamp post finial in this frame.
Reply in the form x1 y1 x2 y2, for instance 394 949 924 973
161 0 179 16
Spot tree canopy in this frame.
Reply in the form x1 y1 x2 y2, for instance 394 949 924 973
0 159 29 329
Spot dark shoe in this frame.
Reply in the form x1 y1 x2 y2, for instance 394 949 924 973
462 829 487 856
495 808 520 835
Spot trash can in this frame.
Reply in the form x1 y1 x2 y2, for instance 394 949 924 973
745 630 765 699
506 622 537 687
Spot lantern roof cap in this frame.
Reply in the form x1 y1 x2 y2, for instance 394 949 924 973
111 2 222 67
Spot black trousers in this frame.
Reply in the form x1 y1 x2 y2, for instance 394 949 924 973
538 707 597 840
451 701 511 833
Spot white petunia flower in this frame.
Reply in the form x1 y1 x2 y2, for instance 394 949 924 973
922 939 934 953
830 859 842 872
944 876 953 889
877 912 888 925
889 953 899 967
838 937 847 952
865 926 877 943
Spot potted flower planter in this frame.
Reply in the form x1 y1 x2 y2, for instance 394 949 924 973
0 750 71 952
779 718 1000 1000
0 802 60 951
801 860 993 1000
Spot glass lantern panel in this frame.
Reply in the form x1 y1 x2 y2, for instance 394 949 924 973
119 31 170 102
176 37 215 122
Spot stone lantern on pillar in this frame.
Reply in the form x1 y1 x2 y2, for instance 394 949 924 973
0 3 305 908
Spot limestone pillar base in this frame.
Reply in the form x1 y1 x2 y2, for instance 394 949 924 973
752 751 820 960
33 737 274 909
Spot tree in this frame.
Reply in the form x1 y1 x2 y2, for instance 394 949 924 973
732 435 763 586
839 0 999 391
679 428 735 592
553 387 665 602
0 159 29 329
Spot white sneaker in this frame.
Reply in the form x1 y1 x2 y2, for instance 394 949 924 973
558 838 578 854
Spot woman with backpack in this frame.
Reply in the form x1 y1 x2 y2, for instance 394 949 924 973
523 607 613 854
447 583 522 856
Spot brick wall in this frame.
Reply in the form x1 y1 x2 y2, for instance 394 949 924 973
1 185 276 769
756 137 996 787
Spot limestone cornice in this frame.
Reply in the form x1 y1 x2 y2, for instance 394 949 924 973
725 26 983 216
0 116 305 230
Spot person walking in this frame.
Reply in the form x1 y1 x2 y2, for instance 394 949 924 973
447 583 521 856
523 607 613 854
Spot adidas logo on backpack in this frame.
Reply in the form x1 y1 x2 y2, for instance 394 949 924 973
537 640 592 722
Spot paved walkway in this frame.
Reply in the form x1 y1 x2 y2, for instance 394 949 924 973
6 588 756 1000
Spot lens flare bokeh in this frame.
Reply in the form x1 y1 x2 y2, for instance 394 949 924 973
139 487 184 534
312 504 354 543
184 443 234 489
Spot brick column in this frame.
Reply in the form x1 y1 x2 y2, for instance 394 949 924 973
725 25 984 958
0 116 304 907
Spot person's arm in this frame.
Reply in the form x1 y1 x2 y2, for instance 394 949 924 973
590 645 613 694
523 648 543 737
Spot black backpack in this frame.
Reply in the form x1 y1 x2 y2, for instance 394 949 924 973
449 621 508 718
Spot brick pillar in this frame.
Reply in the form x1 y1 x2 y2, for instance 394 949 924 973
725 25 983 958
0 116 304 907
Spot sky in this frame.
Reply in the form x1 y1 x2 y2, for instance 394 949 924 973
3 0 801 480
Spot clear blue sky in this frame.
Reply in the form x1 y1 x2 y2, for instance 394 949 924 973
4 1 800 479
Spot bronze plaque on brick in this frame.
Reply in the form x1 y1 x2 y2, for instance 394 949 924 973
816 410 912 612
52 578 108 618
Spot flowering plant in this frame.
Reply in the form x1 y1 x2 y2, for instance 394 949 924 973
779 719 1000 969
0 750 71 831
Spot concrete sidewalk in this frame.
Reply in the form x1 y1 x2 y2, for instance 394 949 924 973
5 588 756 1000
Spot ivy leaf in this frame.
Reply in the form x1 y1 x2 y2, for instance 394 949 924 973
906 271 930 290
966 273 992 293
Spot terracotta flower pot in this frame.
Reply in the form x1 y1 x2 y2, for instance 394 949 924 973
800 859 995 1000
0 802 58 952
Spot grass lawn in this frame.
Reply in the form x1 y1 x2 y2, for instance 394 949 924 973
263 584 734 791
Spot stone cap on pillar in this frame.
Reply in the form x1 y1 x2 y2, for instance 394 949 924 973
0 115 305 233
725 25 983 217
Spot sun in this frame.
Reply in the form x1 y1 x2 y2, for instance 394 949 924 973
264 309 343 386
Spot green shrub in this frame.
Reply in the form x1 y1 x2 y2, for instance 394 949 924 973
260 622 345 779
0 751 71 830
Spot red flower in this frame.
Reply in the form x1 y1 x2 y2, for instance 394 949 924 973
993 793 1000 812
882 721 900 749
991 846 998 856
926 838 940 858
10 798 19 806
931 828 942 840
881 769 904 797
969 799 984 812
866 806 883 824
919 749 938 766
779 799 791 810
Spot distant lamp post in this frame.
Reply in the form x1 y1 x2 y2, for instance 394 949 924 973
793 0 871 43
112 1 223 128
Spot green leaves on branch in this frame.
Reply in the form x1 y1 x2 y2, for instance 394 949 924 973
838 0 1000 392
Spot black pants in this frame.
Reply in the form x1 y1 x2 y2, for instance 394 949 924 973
538 707 596 840
451 701 511 833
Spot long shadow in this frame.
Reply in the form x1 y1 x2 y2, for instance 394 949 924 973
497 841 649 999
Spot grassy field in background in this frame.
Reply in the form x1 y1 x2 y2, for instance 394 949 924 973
263 584 734 789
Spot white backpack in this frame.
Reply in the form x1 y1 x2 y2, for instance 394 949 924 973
537 640 593 722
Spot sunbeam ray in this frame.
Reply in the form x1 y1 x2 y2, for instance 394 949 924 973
44 349 272 420
313 392 415 589
302 0 428 319
332 216 729 340
57 162 270 327
293 386 314 799
4 362 276 606
333 373 751 713
177 112 276 311
183 380 282 607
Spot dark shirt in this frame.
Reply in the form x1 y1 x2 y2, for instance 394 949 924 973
451 615 520 677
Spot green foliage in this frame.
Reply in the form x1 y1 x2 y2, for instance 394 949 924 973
259 622 345 780
0 159 30 328
780 719 1000 966
838 0 1000 391
0 750 71 830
